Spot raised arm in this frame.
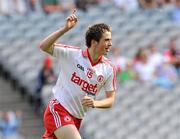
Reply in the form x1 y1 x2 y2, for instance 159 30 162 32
39 9 78 55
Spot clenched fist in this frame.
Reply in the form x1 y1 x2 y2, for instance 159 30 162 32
82 96 96 108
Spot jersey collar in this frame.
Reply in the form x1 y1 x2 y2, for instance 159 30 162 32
82 48 103 66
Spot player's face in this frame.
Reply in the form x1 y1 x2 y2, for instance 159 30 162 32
96 31 112 56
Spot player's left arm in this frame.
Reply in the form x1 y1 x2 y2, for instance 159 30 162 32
82 65 116 109
82 90 115 109
94 90 115 108
93 65 116 108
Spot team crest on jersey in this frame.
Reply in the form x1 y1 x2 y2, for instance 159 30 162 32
64 116 71 122
97 75 104 82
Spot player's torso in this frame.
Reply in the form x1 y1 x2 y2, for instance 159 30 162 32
53 48 114 118
58 50 110 97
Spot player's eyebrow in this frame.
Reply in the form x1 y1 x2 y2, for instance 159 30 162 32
105 38 112 41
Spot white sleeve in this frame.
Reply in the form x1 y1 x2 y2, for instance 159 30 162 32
52 43 80 60
104 66 116 92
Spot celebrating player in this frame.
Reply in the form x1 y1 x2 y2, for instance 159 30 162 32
40 9 116 139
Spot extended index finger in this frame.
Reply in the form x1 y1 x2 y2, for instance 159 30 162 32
72 9 77 15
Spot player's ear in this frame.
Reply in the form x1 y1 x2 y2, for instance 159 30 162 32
91 40 98 46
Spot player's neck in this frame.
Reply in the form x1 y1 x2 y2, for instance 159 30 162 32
88 48 102 63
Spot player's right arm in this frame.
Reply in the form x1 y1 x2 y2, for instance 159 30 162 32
39 9 78 55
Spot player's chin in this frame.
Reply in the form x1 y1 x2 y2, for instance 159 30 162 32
103 52 108 56
104 50 109 55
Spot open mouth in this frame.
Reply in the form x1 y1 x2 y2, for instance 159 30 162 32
105 47 110 52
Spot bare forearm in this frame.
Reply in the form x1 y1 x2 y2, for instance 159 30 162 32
39 27 69 55
82 91 115 109
94 97 114 109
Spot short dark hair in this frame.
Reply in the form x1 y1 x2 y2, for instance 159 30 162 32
85 23 111 48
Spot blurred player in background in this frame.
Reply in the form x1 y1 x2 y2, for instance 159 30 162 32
39 9 116 139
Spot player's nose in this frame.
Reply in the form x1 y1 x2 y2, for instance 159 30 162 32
108 41 112 46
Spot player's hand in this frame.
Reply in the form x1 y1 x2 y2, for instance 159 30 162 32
82 96 96 108
64 9 77 31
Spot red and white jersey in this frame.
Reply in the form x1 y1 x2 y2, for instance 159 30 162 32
52 44 116 119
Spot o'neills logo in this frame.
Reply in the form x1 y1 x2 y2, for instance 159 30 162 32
71 72 97 94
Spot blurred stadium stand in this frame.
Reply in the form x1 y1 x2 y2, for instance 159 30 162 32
0 1 180 139
82 81 180 139
0 77 43 139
